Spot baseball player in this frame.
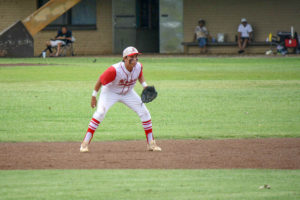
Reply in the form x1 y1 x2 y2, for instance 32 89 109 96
80 46 162 152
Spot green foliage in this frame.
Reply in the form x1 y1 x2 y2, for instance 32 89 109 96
0 57 300 142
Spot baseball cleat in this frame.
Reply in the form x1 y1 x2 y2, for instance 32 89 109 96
147 140 162 151
80 141 89 153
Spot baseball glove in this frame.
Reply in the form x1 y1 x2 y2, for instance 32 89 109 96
141 86 157 103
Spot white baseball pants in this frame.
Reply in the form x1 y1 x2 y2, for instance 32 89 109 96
93 89 151 122
50 40 66 47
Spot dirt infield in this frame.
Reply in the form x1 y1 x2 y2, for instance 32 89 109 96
0 138 299 170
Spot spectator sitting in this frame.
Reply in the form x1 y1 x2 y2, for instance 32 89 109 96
237 18 253 54
45 26 72 57
194 19 209 53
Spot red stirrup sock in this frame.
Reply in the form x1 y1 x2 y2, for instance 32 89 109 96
83 118 100 144
142 120 154 144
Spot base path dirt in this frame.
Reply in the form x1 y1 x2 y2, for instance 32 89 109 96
1 138 300 170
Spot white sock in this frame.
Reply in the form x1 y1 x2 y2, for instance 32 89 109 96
84 132 92 143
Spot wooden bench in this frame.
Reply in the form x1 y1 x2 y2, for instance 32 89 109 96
181 41 272 53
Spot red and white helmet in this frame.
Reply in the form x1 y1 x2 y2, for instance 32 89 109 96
123 46 142 58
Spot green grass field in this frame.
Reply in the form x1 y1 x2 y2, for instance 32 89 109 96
0 57 300 142
0 169 300 200
1 56 300 200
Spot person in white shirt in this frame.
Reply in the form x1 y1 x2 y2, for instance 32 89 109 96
194 19 209 53
237 18 253 54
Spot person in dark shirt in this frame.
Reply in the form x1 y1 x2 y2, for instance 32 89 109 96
45 26 72 56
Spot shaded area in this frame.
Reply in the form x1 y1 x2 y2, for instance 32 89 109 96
0 138 299 170
0 21 33 57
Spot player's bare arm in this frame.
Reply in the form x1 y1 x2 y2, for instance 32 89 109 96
91 78 102 108
56 36 65 40
249 32 253 42
138 74 147 89
238 32 242 40
55 36 71 40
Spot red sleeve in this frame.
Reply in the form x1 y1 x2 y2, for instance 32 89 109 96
138 64 143 79
100 66 116 85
